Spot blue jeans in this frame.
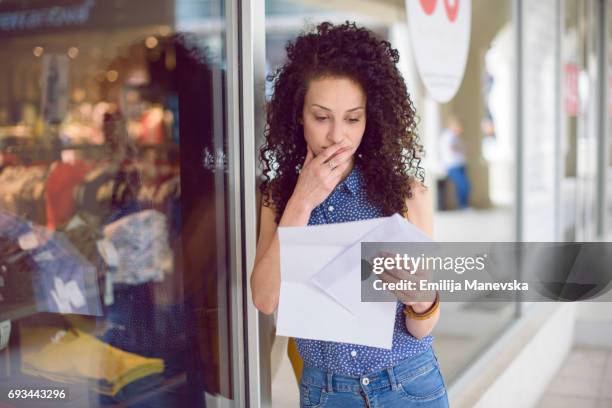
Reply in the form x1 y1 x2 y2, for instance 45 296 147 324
299 347 449 407
447 165 470 209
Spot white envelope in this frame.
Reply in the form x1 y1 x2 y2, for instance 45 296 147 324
277 217 398 349
311 214 433 315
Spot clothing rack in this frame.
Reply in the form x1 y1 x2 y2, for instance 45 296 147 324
4 142 179 165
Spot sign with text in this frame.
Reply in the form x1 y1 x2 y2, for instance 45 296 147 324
361 242 612 302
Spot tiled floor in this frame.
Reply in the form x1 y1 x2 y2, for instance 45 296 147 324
536 348 612 408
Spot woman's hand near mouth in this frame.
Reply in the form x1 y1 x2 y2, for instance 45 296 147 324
289 142 353 211
326 146 351 160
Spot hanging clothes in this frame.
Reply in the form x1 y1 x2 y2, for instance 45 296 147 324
0 236 36 311
103 209 173 285
45 161 92 229
20 325 164 397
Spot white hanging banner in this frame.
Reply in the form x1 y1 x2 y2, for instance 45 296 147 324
406 0 471 103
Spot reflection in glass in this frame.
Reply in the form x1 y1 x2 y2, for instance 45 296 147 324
0 1 235 406
607 1 612 240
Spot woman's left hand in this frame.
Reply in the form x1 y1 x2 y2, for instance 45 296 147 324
376 251 436 311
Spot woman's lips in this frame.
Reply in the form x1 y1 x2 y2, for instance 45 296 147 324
330 147 351 158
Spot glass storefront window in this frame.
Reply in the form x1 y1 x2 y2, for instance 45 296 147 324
541 0 608 245
0 1 241 406
561 0 603 242
607 0 612 240
562 0 580 242
522 0 559 241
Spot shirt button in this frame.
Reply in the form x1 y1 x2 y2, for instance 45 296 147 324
350 350 357 357
328 205 334 212
362 377 370 386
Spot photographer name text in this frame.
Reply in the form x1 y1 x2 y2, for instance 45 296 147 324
373 279 529 293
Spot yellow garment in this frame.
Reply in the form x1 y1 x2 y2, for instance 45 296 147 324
287 337 303 383
20 326 164 396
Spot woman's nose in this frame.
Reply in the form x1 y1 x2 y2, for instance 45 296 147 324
327 122 344 144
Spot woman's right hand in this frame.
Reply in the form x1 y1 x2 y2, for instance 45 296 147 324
289 142 354 211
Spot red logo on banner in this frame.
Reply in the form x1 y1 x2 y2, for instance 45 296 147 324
419 0 438 15
444 0 460 22
564 63 578 116
419 0 459 22
608 77 612 118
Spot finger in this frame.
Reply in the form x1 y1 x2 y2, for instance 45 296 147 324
328 158 350 177
324 158 348 178
313 142 347 164
414 267 433 280
372 250 396 263
323 163 347 186
321 153 350 179
379 271 423 302
385 266 412 281
325 157 341 172
304 145 314 166
379 273 412 303
380 271 407 287
327 147 354 166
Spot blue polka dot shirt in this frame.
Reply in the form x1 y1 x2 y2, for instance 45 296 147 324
295 164 434 376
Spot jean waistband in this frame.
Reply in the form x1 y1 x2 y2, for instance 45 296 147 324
301 347 438 393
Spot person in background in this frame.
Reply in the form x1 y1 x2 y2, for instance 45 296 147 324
439 117 471 209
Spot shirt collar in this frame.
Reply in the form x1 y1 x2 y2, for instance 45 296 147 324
339 165 362 195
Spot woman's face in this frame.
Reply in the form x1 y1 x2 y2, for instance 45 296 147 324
301 76 367 159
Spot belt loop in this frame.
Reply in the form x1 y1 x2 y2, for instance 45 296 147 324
386 367 398 391
326 372 334 394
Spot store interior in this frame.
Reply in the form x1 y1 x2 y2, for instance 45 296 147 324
0 16 231 405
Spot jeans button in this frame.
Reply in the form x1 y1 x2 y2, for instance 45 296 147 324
361 377 370 386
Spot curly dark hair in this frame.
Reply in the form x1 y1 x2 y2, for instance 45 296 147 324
260 21 425 223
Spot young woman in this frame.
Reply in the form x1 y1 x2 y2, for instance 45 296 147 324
251 21 449 408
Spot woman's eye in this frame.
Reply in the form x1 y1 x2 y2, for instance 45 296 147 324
347 118 360 123
315 116 328 122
